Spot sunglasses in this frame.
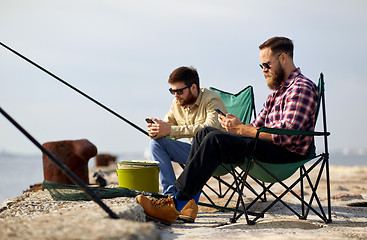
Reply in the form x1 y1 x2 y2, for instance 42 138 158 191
259 53 283 70
169 83 193 95
259 62 271 70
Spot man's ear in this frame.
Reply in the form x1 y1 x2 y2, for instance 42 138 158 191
279 52 288 64
191 83 197 92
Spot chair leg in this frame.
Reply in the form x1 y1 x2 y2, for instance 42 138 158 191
303 160 328 221
249 176 267 202
325 153 332 223
248 159 329 223
218 176 223 198
287 160 329 222
229 163 254 225
300 167 305 219
261 181 267 202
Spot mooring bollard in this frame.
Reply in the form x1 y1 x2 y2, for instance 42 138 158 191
95 153 117 167
42 139 97 184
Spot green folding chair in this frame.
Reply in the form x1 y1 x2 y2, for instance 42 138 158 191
197 85 260 211
227 73 331 225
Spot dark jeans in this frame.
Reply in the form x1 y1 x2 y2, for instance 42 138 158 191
174 127 305 201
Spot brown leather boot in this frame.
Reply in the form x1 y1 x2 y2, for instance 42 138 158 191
178 199 198 223
137 194 179 225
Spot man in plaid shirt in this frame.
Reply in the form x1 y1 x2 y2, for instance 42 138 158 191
137 37 319 225
250 67 319 155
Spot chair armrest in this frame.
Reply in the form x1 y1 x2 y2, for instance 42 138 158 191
256 127 330 136
251 127 330 155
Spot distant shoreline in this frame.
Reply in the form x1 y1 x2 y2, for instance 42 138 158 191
1 151 366 166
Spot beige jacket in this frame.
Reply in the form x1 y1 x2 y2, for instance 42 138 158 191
163 88 227 142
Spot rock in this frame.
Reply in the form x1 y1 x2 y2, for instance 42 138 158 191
347 201 367 207
95 153 117 166
24 183 43 193
0 191 160 240
42 139 97 184
332 193 363 200
337 185 349 191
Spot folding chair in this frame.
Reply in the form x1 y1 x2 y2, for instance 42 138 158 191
197 86 260 211
227 73 331 225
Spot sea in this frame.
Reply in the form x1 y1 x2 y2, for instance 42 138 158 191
0 151 146 204
0 150 366 204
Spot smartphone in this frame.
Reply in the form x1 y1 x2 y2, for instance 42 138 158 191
214 108 226 116
145 118 155 124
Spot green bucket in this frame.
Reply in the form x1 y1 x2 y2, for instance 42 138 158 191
116 160 159 193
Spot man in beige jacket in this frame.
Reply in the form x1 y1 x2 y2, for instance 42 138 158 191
146 66 226 222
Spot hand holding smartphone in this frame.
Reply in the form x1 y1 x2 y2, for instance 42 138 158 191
214 108 226 116
145 118 155 124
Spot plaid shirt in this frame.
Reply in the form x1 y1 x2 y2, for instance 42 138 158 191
251 68 319 155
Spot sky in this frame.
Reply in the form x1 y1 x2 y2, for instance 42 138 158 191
1 0 367 157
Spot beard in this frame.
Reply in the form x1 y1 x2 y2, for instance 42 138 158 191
177 89 197 107
265 65 285 90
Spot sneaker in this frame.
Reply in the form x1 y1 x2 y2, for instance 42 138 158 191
136 194 179 225
178 199 198 223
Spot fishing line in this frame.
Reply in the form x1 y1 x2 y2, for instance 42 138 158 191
0 106 120 219
0 42 148 137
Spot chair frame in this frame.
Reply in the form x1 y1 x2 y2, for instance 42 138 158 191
227 73 331 225
197 85 263 212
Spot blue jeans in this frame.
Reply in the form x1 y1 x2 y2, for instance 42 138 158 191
149 137 191 195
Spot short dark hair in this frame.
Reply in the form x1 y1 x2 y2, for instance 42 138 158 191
168 66 200 91
259 37 294 58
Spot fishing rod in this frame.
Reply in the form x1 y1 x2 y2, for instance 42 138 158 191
0 41 148 137
0 106 120 219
